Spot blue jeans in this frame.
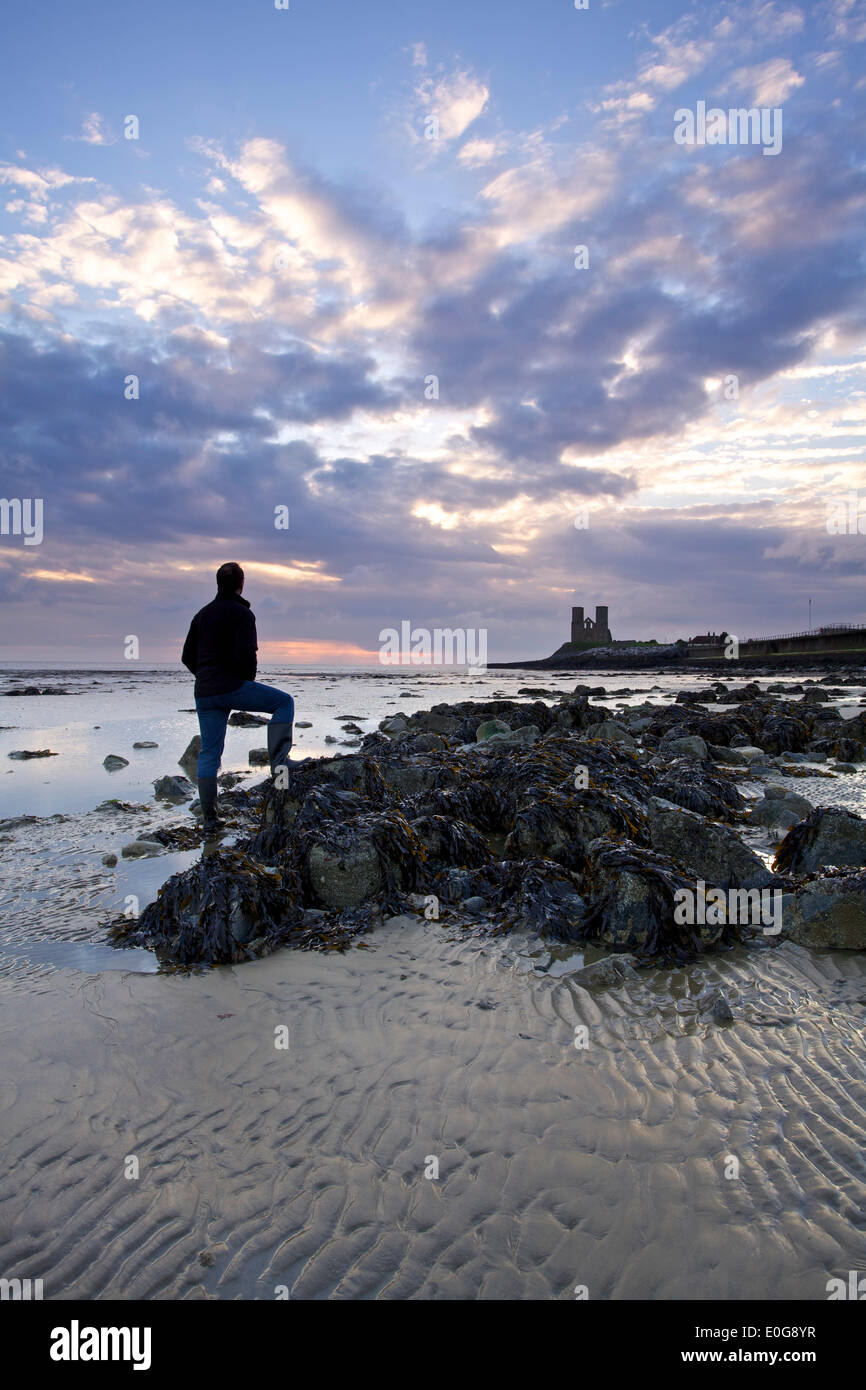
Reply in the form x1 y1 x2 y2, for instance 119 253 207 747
195 680 295 778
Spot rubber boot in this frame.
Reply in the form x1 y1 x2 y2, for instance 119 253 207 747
267 721 293 780
197 775 220 836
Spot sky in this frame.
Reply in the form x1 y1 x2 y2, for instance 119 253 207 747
0 0 865 664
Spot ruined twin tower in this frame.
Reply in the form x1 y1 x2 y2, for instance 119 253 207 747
571 604 612 647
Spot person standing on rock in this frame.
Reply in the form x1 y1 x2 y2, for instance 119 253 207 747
181 562 294 835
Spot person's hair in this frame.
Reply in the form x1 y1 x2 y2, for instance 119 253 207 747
216 562 244 593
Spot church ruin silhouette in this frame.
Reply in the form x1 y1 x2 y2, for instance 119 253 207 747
571 604 612 646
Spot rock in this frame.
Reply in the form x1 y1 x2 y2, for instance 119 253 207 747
480 724 540 747
307 837 384 909
113 850 298 964
463 895 486 915
627 716 654 733
586 721 637 749
647 797 774 888
573 954 640 988
228 711 268 727
324 735 338 744
153 774 194 804
179 735 201 772
784 874 866 949
801 688 829 703
103 754 129 770
101 853 118 867
774 807 866 874
662 734 708 760
7 749 57 760
378 713 409 737
750 790 813 829
710 993 734 1024
834 763 858 774
709 744 748 766
583 840 728 952
735 746 767 763
295 721 313 729
340 722 365 735
415 709 463 737
218 771 242 788
476 718 511 741
132 741 159 749
121 839 164 858
248 748 270 765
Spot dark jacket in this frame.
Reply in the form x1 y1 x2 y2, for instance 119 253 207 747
182 590 258 697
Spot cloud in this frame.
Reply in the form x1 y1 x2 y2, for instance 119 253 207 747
413 63 489 145
731 56 805 105
2 6 866 657
65 112 115 146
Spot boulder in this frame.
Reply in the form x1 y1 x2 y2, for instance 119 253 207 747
582 840 728 953
229 712 268 727
121 839 164 858
476 718 511 741
573 953 640 988
801 688 829 704
153 774 194 803
8 749 57 760
113 850 298 963
709 744 748 766
750 790 813 829
647 797 774 887
662 734 708 760
774 807 866 874
784 874 866 949
103 754 129 770
479 724 540 747
133 741 159 749
378 713 409 738
248 748 270 765
587 721 637 749
307 837 383 909
179 735 201 772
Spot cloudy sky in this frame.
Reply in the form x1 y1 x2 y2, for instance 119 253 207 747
1 0 865 664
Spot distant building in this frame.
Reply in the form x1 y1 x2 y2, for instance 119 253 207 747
571 604 612 646
690 631 728 644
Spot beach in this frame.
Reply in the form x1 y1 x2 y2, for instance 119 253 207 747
1 664 865 1300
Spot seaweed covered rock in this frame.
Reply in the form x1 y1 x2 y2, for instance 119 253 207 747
760 713 809 755
585 720 637 749
112 848 301 964
652 762 746 819
509 860 587 941
773 806 866 875
581 840 736 957
783 872 866 949
647 798 773 887
505 783 646 870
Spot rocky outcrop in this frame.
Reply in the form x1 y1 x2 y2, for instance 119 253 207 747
111 684 866 967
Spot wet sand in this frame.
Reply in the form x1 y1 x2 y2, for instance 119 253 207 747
2 916 864 1300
